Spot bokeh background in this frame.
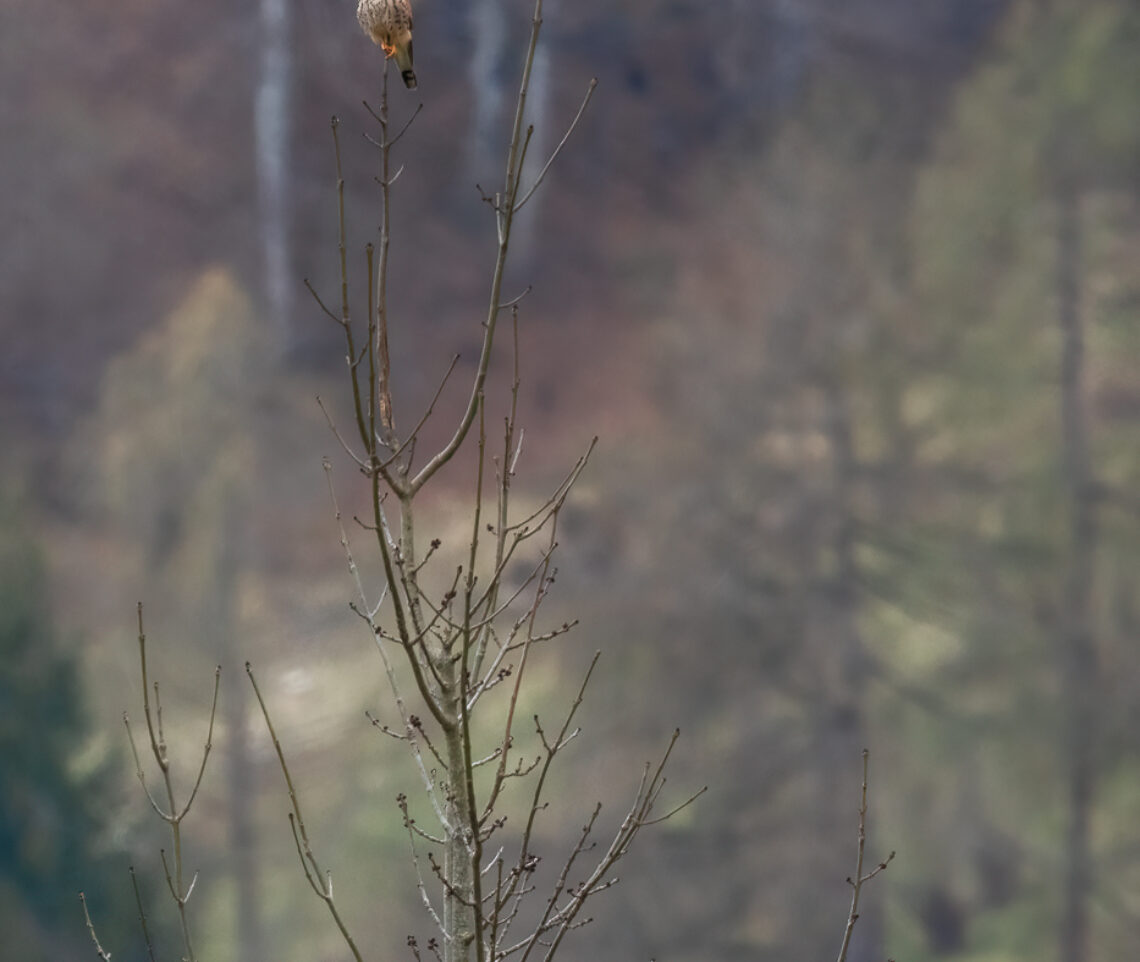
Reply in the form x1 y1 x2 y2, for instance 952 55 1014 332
4 0 1140 960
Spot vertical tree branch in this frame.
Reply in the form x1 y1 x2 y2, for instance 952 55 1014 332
120 605 220 962
409 0 548 495
836 751 894 962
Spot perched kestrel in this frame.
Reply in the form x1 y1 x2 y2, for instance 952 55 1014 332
357 0 417 89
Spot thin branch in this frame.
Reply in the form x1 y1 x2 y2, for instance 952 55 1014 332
398 792 450 936
131 603 213 962
502 440 596 537
371 71 397 447
177 666 221 820
407 0 548 496
324 460 449 826
79 893 112 961
513 79 598 213
482 519 564 821
246 661 366 962
390 102 425 145
123 712 171 820
492 650 600 910
317 395 368 469
129 865 158 962
368 708 448 773
288 813 326 898
498 286 533 310
304 278 345 327
376 355 462 473
836 750 895 962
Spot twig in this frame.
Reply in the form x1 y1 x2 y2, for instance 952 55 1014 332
513 79 598 214
398 792 449 935
323 460 449 827
130 865 158 962
246 661 366 962
304 277 345 327
376 356 462 474
316 395 368 469
79 893 112 961
129 603 218 962
407 0 551 496
836 750 895 962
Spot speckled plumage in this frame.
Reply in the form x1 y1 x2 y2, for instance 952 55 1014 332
357 0 417 89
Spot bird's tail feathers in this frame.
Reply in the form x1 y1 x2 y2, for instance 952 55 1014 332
396 41 416 89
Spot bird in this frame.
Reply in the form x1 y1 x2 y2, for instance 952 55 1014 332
357 0 417 89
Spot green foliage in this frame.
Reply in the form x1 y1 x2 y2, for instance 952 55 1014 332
0 505 157 961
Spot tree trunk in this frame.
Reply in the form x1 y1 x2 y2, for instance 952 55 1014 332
255 0 293 338
1056 181 1098 962
468 0 508 184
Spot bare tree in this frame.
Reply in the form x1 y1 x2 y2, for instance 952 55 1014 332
82 605 221 962
77 6 908 961
79 5 700 959
250 4 700 962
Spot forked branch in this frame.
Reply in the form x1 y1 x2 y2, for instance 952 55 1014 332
305 4 699 962
836 750 895 962
87 605 218 962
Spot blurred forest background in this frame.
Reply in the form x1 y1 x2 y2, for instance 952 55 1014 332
3 0 1140 960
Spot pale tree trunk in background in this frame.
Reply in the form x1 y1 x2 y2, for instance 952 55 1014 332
256 0 293 338
1056 182 1098 962
468 0 508 184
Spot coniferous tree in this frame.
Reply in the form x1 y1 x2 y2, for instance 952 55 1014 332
0 507 158 962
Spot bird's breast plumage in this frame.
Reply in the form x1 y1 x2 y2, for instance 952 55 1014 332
357 0 413 43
